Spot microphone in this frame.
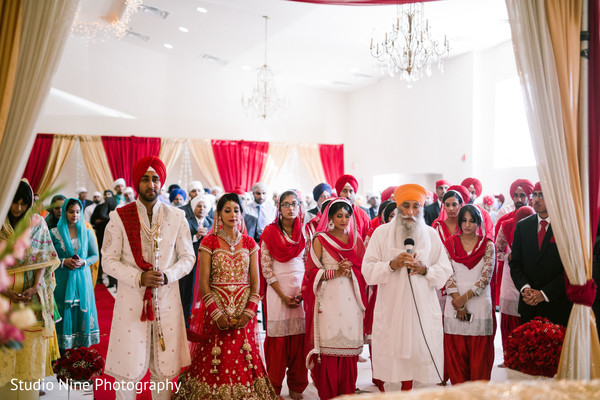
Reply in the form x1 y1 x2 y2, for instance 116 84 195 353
404 238 415 254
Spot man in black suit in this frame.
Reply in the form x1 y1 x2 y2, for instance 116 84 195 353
180 195 212 327
424 179 450 225
366 192 381 219
91 195 118 288
510 182 572 327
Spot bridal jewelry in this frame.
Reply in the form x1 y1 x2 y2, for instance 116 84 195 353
210 340 222 374
460 235 476 247
242 338 254 369
219 229 241 251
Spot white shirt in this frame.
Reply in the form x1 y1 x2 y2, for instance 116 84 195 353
245 200 277 231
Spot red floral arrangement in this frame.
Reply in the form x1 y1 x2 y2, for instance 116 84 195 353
53 347 105 383
504 317 566 377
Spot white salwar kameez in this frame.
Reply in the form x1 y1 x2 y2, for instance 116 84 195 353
362 221 452 385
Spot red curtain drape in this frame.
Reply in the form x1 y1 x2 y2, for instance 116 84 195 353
101 136 161 189
287 0 436 5
211 140 269 192
590 0 600 242
22 133 53 193
318 144 344 187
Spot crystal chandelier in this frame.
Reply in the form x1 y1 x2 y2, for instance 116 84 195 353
370 3 450 83
242 16 288 121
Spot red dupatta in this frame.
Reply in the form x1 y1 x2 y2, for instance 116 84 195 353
260 210 306 262
443 234 491 270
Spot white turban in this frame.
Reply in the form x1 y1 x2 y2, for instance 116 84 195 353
113 178 126 188
251 182 268 192
93 191 102 198
190 194 209 212
188 180 203 194
76 187 88 194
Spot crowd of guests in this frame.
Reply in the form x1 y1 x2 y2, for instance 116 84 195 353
0 158 574 399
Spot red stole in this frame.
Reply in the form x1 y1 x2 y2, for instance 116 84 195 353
260 217 305 262
117 202 155 322
443 234 491 270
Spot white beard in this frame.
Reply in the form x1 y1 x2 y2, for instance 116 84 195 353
393 209 427 248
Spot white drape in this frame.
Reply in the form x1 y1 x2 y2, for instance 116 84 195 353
0 0 79 220
505 0 599 379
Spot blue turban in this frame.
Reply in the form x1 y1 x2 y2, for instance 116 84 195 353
169 188 186 203
312 183 332 202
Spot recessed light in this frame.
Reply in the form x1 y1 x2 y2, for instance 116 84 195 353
163 43 174 49
196 7 208 13
179 27 189 33
241 65 252 71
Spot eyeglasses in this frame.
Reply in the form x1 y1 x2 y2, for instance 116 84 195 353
280 202 299 209
531 193 544 199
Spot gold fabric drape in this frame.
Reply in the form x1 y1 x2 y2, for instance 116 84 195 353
159 138 185 174
297 143 328 186
37 134 75 193
260 142 294 187
187 138 223 188
78 135 114 192
0 0 79 222
0 0 22 147
505 0 600 379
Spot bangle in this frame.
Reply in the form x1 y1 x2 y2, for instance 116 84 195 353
324 270 336 280
139 273 143 288
458 306 466 311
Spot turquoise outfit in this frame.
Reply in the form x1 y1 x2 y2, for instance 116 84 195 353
49 198 100 349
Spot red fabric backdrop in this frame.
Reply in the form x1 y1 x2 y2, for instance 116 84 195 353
590 0 600 242
318 144 344 187
101 136 161 189
22 133 53 193
211 140 269 192
287 0 436 5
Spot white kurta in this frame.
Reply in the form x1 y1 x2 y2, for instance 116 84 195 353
362 222 452 384
102 199 195 382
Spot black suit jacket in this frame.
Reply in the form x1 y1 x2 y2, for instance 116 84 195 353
186 215 212 256
509 214 572 326
424 202 440 226
244 214 260 244
180 202 214 227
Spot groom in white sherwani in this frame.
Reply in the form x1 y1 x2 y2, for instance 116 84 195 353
362 184 452 392
102 156 195 400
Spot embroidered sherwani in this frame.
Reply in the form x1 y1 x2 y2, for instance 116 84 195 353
102 199 194 382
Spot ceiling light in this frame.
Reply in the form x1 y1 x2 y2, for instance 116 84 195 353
141 5 169 19
163 43 173 49
196 7 208 13
179 27 189 33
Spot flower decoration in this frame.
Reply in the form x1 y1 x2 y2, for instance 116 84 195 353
504 317 566 377
53 347 105 383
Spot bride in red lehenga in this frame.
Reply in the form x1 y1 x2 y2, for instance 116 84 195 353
174 193 278 400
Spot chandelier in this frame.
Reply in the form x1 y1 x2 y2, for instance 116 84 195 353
370 3 450 83
242 16 288 120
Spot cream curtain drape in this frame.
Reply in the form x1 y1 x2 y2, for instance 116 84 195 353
159 138 185 174
505 0 600 379
260 142 294 187
37 134 76 193
0 0 22 147
78 135 114 192
187 138 223 189
0 0 79 220
297 143 328 186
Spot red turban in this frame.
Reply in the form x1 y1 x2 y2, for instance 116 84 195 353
394 184 427 207
335 174 358 195
461 177 482 197
436 179 451 188
515 205 535 222
483 195 494 206
446 185 471 205
381 186 398 202
132 156 167 190
533 181 542 192
495 193 505 204
509 179 534 197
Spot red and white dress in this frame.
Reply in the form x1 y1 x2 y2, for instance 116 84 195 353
174 234 278 400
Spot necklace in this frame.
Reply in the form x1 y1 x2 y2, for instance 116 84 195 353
219 229 241 251
139 203 163 246
460 235 477 247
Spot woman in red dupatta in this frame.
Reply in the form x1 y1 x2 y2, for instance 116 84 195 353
302 198 367 400
260 190 308 399
442 205 495 384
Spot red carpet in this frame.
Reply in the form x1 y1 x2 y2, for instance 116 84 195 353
91 284 155 400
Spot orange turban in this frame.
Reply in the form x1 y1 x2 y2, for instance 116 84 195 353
335 174 358 195
132 156 166 190
509 179 534 197
394 184 428 207
461 177 482 197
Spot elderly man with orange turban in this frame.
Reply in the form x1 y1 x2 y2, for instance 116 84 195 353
335 174 371 239
363 184 452 392
102 156 195 400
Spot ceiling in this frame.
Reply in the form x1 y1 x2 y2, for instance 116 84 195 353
72 0 512 92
